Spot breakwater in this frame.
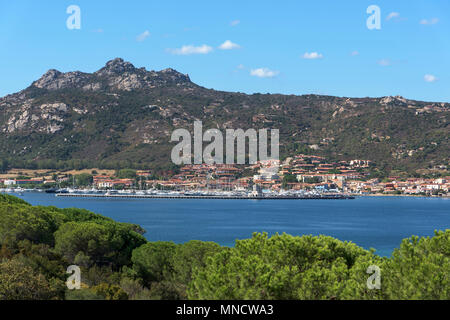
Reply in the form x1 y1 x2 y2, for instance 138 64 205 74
55 193 354 200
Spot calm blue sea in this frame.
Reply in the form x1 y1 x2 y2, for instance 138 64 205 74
13 192 449 257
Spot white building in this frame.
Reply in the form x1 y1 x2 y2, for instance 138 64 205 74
4 179 16 186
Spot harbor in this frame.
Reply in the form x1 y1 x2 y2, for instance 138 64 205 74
55 193 355 200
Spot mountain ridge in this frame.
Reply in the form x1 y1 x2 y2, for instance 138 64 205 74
27 58 193 93
0 58 448 175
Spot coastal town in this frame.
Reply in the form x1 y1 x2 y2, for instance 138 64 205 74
0 154 448 197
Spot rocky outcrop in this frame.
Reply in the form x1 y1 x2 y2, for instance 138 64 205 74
94 58 137 77
32 70 92 90
29 58 194 93
3 101 69 133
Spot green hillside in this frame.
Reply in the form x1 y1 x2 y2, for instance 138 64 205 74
0 59 448 175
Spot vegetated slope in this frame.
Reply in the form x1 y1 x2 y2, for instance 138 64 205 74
0 58 448 174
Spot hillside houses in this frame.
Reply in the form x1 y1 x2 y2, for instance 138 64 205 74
93 176 133 189
0 152 448 196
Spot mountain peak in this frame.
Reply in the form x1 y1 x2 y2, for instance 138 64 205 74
158 68 191 82
32 69 90 90
96 58 137 76
44 69 62 76
28 58 193 92
34 69 62 84
161 67 178 74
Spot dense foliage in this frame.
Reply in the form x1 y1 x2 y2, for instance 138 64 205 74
0 194 448 300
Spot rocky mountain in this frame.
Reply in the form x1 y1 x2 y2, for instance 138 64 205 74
0 58 448 174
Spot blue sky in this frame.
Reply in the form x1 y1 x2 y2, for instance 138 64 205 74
1 0 449 102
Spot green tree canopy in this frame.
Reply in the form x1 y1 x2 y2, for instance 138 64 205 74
130 242 176 284
54 221 146 268
0 258 62 300
381 230 449 300
189 233 381 300
74 173 93 186
116 169 137 179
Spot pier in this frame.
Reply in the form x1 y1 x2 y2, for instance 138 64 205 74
55 193 354 200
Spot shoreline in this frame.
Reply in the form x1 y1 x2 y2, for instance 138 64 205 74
2 189 448 199
55 193 355 200
356 193 449 198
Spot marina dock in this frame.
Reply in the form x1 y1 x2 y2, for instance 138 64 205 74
55 193 354 200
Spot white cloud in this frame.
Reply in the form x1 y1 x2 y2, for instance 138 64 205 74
420 18 439 25
169 44 213 55
250 68 279 78
219 40 241 50
424 74 438 82
136 30 150 42
386 12 400 21
351 51 359 56
377 59 392 66
302 52 323 59
230 20 240 26
237 64 245 69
